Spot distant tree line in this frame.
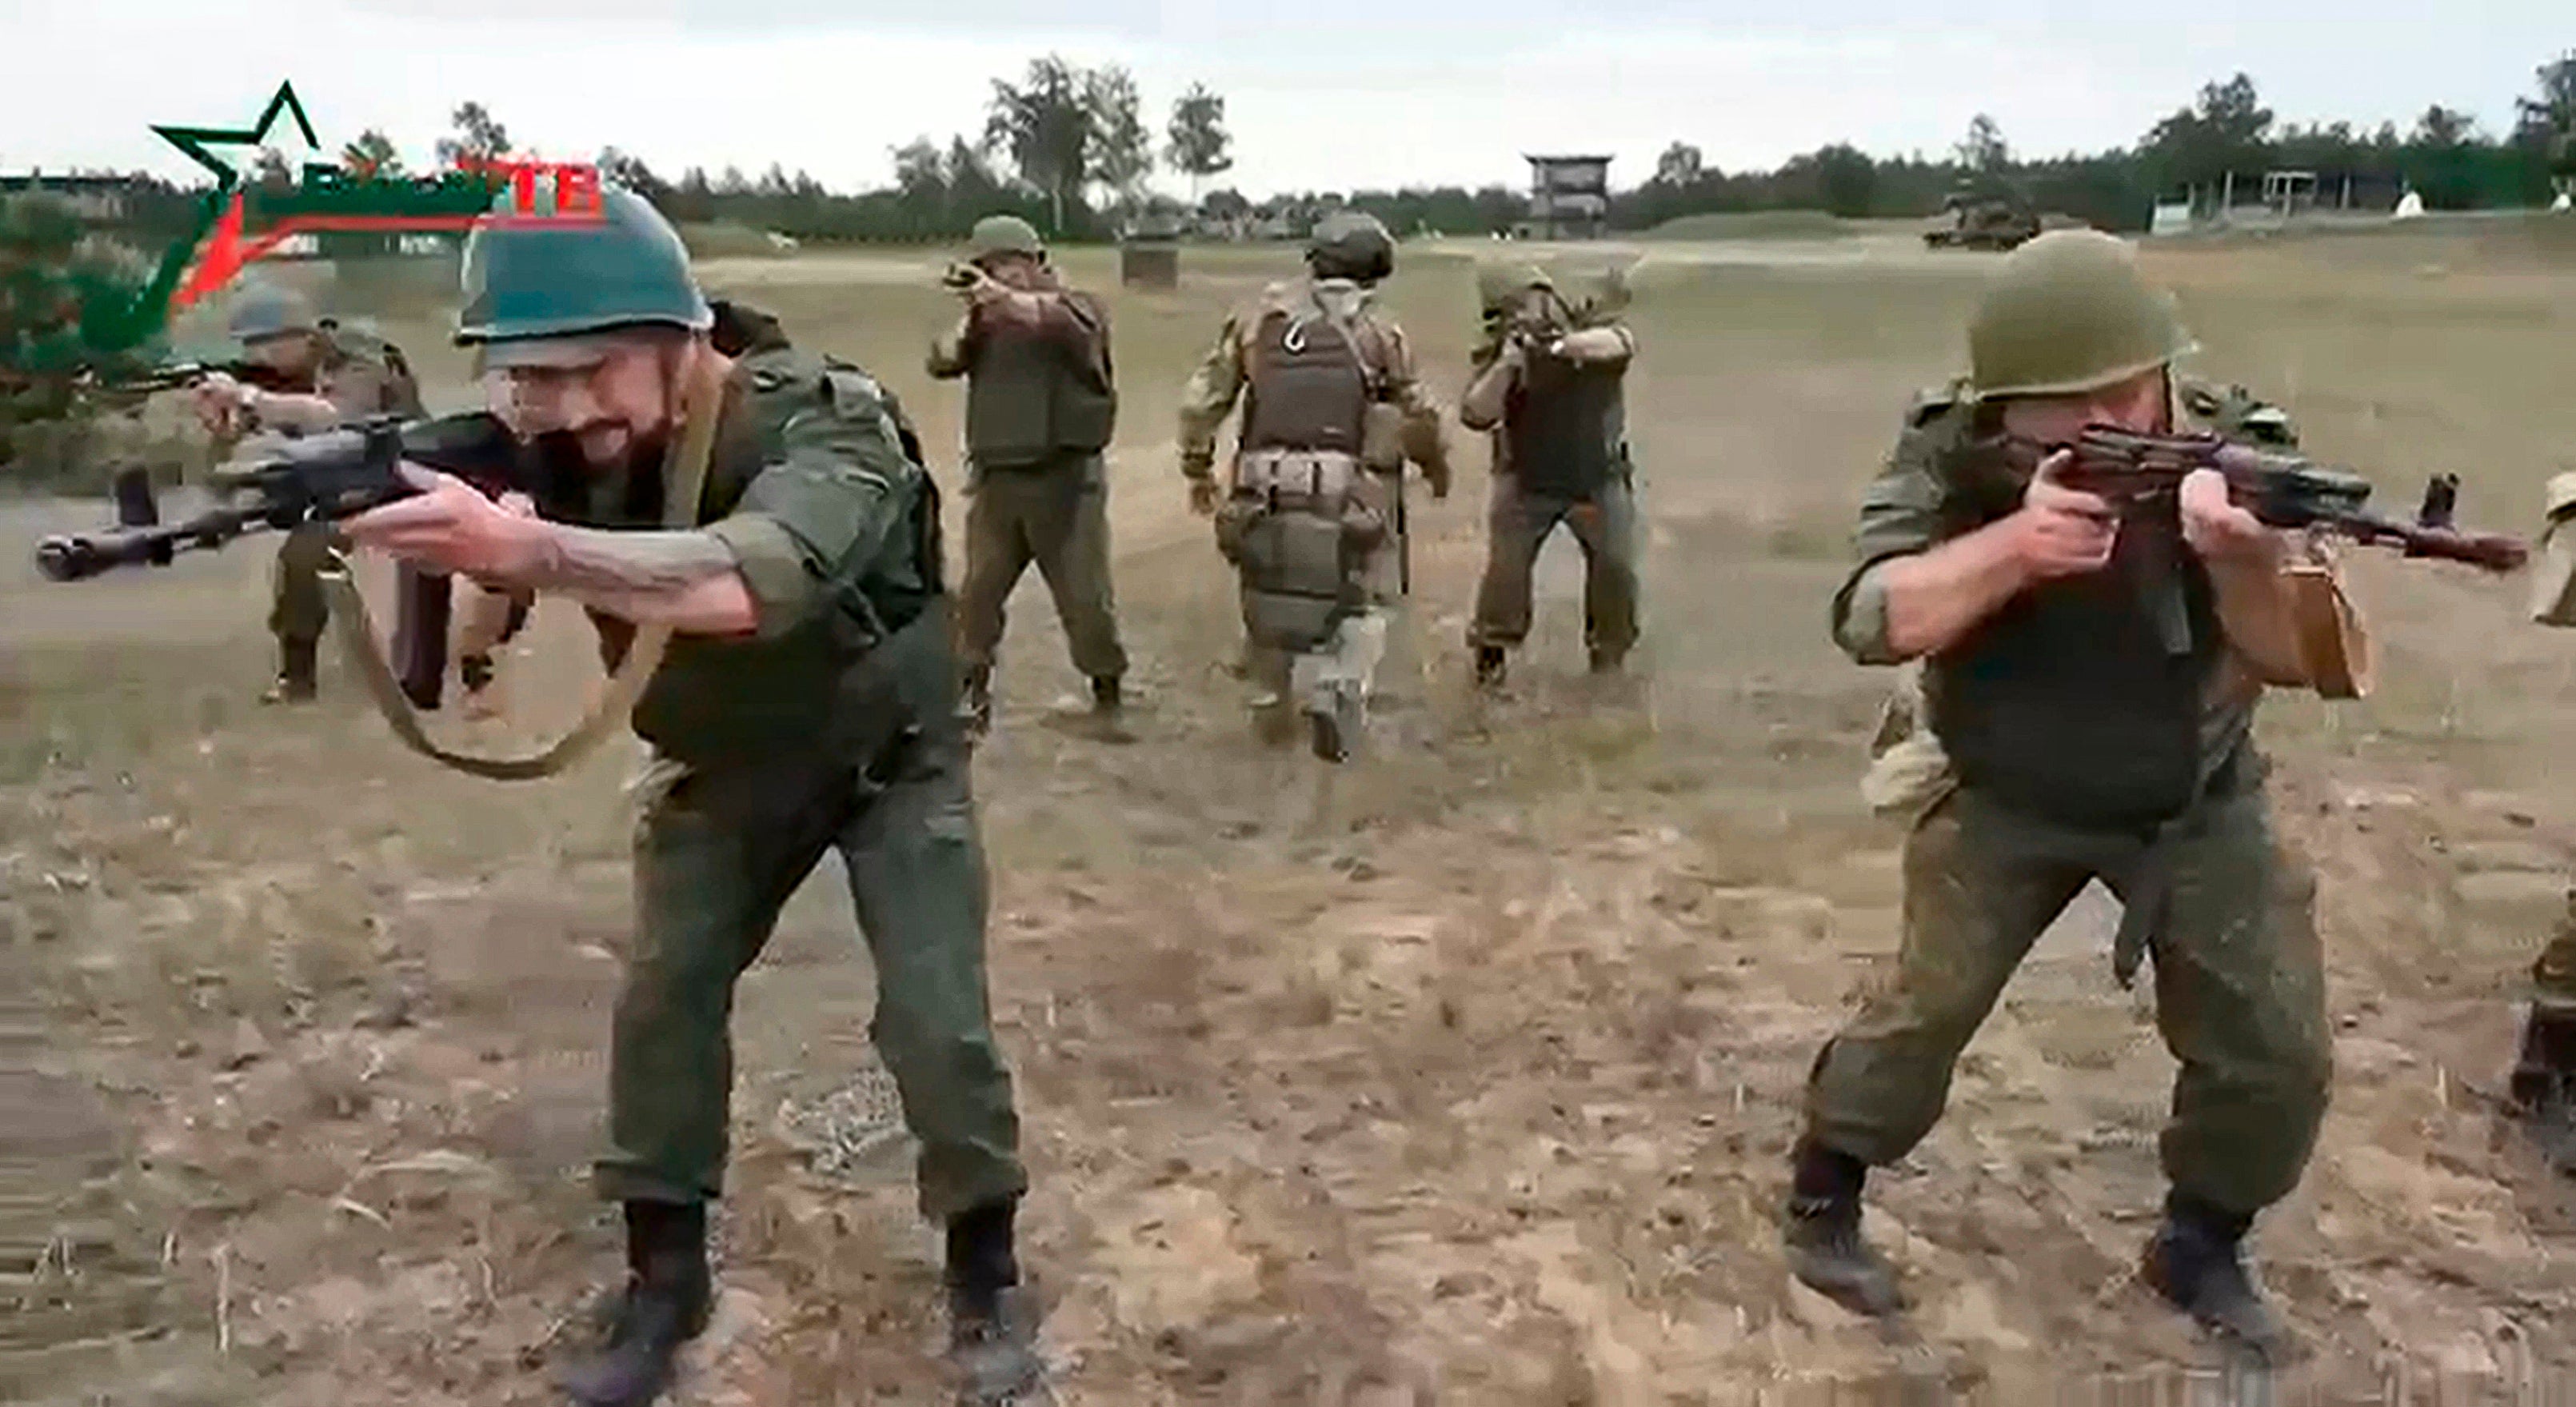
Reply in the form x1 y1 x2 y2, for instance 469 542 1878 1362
12 50 2575 256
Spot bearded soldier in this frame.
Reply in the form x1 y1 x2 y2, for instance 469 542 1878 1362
929 214 1126 737
1460 264 1642 688
190 281 425 703
1782 230 2360 1358
1175 211 1450 761
338 188 1040 1406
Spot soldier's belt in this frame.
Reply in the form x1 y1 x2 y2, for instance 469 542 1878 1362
1236 449 1363 500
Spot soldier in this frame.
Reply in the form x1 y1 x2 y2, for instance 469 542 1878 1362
337 188 1039 1406
2513 896 2576 1172
1175 211 1451 761
1781 230 2359 1358
928 214 1125 737
2514 476 2576 1172
1460 264 1641 688
190 281 425 703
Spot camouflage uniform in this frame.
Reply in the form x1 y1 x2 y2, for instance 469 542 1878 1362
1810 378 2332 1221
1784 231 2348 1355
927 258 1124 722
1460 306 1642 678
1176 272 1449 752
255 325 425 700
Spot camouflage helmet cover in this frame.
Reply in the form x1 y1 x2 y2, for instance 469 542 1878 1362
1306 210 1396 283
968 214 1046 262
228 280 319 342
455 184 713 354
1967 229 2196 399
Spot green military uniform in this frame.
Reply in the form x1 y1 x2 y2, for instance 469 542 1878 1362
561 341 1024 1221
1784 231 2339 1354
1811 374 2331 1210
432 187 1037 1405
242 320 423 700
1461 266 1642 679
929 216 1125 729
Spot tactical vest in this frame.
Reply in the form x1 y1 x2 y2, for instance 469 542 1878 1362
574 347 948 765
1506 348 1626 500
965 295 1116 468
1925 434 2227 830
1242 307 1376 454
1223 306 1388 650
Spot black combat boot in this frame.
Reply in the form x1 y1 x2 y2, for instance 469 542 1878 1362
1780 1140 1904 1318
2510 1001 2576 1173
557 1201 713 1407
263 639 320 705
1588 646 1624 676
1089 675 1124 718
945 1198 1044 1405
1472 646 1508 690
2140 1192 2286 1357
958 666 995 740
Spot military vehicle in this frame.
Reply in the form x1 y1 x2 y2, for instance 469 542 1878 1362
1924 190 2041 251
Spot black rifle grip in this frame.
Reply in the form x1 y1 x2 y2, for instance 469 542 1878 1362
392 566 452 711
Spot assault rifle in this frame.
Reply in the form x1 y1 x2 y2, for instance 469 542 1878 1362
97 359 305 398
34 411 531 583
1992 426 2529 574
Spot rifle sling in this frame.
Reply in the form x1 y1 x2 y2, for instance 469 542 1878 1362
316 353 728 781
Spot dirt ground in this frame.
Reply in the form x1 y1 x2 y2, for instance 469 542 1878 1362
8 217 2576 1405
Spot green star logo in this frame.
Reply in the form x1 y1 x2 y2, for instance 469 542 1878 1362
150 82 319 190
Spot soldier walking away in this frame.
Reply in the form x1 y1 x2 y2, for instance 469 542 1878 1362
337 187 1040 1406
929 214 1126 739
190 281 425 703
1175 211 1451 761
1460 263 1641 689
1781 230 2363 1360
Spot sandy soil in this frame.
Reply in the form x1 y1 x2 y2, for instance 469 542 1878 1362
6 219 2576 1405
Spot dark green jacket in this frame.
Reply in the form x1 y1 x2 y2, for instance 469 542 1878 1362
558 338 950 767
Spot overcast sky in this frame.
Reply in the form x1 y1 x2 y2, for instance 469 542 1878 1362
2 2 2562 198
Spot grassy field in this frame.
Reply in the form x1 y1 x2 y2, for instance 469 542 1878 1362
6 219 2576 1405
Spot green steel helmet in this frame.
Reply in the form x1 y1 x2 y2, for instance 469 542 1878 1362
454 184 712 349
227 281 318 342
968 214 1045 262
1967 229 2196 399
1306 210 1395 283
1476 262 1554 314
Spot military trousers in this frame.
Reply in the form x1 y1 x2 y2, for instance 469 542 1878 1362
1235 467 1405 722
1468 470 1639 662
597 737 1028 1222
269 523 349 646
957 453 1128 684
1803 776 2332 1217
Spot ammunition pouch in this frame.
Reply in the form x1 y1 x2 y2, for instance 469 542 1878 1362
1225 450 1385 653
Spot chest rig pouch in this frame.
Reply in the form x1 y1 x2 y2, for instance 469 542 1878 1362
1219 308 1392 652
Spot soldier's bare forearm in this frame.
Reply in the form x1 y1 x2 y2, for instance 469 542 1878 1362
1876 522 2035 660
513 525 759 634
